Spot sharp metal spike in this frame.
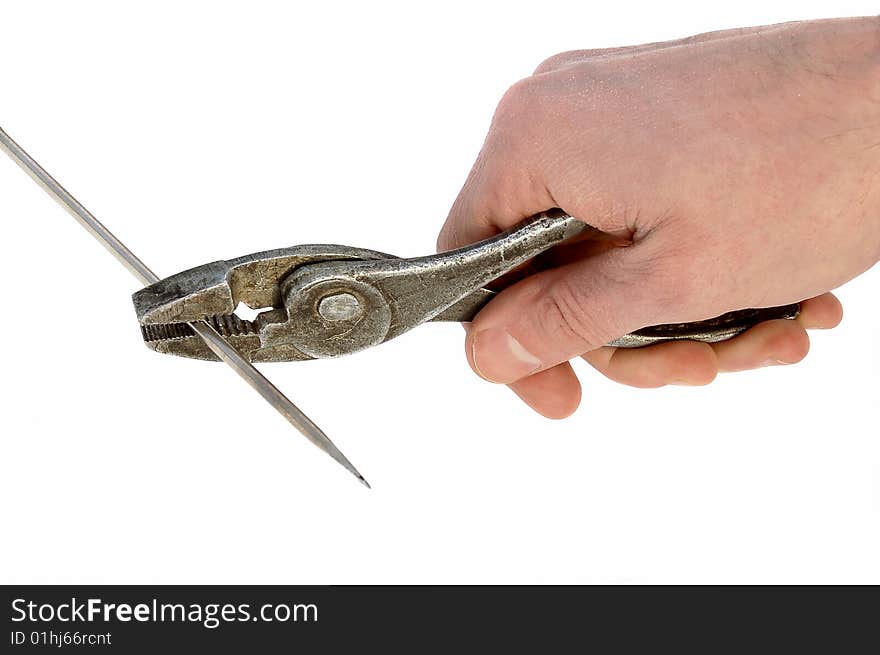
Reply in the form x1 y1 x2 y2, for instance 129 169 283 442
0 126 368 488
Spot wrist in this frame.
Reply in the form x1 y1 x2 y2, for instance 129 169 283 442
797 18 880 265
804 17 880 119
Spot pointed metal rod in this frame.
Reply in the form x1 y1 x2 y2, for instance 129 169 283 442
0 126 369 488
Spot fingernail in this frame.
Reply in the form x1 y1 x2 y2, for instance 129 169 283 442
761 359 789 367
670 379 700 386
471 328 542 383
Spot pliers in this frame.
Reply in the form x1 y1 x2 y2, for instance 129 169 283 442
134 210 800 362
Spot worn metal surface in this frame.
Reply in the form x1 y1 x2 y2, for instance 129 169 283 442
135 209 800 362
136 244 399 361
135 210 587 360
607 305 800 347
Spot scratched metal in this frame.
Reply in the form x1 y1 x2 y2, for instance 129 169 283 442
134 209 800 361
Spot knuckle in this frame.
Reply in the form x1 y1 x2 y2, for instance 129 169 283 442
533 50 587 74
488 76 561 164
493 76 548 131
537 277 607 350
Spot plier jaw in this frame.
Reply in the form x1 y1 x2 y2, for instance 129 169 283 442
134 245 396 362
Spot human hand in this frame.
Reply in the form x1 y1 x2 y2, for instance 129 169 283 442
438 17 880 418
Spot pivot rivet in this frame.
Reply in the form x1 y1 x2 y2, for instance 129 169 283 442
318 293 362 321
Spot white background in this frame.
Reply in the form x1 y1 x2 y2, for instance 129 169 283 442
1 1 877 584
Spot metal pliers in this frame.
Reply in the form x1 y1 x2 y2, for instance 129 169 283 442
133 210 800 362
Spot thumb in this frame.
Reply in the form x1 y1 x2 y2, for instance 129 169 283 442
466 240 670 384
